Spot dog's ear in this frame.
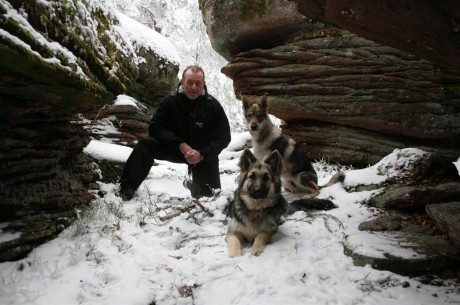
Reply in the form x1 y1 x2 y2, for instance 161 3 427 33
239 149 257 172
242 96 250 110
264 150 282 176
260 95 268 109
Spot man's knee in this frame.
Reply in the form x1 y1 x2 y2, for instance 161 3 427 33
136 137 159 152
192 159 221 188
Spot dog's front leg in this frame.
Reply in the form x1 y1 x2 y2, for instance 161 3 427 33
252 231 274 256
226 232 242 257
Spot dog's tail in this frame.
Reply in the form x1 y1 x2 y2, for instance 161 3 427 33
287 198 338 214
320 171 345 188
287 171 345 213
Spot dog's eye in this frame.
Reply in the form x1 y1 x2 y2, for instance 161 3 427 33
246 113 252 119
257 112 264 119
262 174 270 182
248 173 256 180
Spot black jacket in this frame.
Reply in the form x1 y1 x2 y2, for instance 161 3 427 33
148 86 231 160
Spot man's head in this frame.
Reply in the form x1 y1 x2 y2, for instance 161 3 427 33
180 65 205 100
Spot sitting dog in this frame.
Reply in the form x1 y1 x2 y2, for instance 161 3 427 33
225 149 288 257
242 95 344 210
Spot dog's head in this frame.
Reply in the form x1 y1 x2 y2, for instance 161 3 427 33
238 149 282 201
242 95 269 133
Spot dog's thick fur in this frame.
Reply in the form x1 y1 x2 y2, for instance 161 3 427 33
225 149 288 257
243 95 344 209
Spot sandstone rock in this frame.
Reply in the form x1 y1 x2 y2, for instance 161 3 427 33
220 26 460 166
344 231 460 278
292 0 460 71
368 182 460 212
81 103 151 147
199 0 306 60
0 0 177 261
358 215 405 231
426 202 460 245
405 153 460 185
126 45 179 109
401 224 434 236
202 2 460 166
343 148 458 190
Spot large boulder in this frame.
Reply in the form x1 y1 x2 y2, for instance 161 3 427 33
200 0 460 166
426 202 460 245
199 0 306 61
0 0 178 261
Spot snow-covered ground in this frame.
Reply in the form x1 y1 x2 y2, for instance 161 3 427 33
0 132 459 305
1 0 459 304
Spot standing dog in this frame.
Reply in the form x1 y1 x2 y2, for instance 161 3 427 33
243 95 344 210
225 149 288 257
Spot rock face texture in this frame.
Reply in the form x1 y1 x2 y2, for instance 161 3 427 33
200 0 306 61
200 0 460 166
292 0 460 71
0 0 178 261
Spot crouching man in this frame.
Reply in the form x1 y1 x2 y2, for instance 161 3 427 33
118 65 231 200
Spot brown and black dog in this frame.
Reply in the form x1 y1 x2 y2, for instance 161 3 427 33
225 149 287 257
242 95 344 210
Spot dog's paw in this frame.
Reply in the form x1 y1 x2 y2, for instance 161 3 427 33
229 251 242 258
251 248 264 256
289 198 338 212
228 245 242 257
251 243 267 256
227 233 242 257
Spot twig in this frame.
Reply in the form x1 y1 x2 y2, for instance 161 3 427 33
176 234 224 249
322 214 344 233
192 199 214 217
89 104 109 133
159 211 182 222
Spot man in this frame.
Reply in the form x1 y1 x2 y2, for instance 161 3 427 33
118 65 231 200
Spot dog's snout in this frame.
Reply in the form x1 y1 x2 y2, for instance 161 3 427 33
250 187 268 199
250 123 258 131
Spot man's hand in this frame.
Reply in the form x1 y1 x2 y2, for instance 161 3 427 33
185 150 203 164
179 143 203 165
179 142 192 155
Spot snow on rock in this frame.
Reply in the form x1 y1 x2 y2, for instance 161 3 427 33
115 11 180 64
343 148 428 187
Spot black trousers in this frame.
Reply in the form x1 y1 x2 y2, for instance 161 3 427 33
119 137 221 198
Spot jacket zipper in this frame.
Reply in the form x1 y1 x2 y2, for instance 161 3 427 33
190 103 200 147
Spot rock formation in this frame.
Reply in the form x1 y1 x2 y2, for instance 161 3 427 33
0 0 178 261
292 0 460 71
200 0 460 166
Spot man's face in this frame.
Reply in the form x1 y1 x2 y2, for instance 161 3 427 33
181 70 205 100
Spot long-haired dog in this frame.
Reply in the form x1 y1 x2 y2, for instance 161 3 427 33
243 95 344 210
225 149 288 257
